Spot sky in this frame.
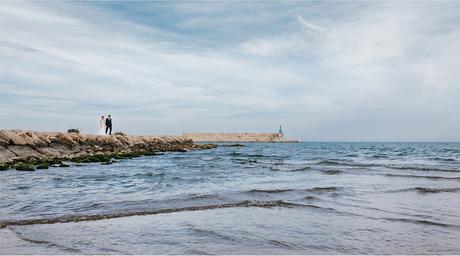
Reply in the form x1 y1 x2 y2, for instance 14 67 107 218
0 1 459 141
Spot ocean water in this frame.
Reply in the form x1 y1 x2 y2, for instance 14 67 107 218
1 142 460 254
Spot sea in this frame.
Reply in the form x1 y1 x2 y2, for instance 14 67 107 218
1 142 460 254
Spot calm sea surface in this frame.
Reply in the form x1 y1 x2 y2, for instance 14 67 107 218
1 142 460 254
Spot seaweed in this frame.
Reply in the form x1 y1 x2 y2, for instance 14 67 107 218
0 164 9 171
14 163 35 171
36 164 50 170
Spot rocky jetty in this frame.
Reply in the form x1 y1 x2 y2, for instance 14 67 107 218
0 130 216 171
183 132 298 142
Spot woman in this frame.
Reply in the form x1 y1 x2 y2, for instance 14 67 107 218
98 115 106 135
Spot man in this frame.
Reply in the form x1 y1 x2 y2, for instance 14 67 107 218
105 115 112 135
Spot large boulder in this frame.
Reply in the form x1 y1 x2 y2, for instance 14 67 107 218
36 132 52 144
6 145 43 160
94 135 123 148
19 131 48 148
0 131 11 146
114 135 131 147
1 130 28 146
68 133 88 144
37 147 62 157
49 143 73 155
0 146 16 163
55 133 76 146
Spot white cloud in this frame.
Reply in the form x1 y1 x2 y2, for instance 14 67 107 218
0 2 459 140
297 15 325 32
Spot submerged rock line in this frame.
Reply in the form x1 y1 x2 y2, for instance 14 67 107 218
0 200 317 228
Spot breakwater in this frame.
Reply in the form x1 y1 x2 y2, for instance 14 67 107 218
183 132 297 142
0 130 216 170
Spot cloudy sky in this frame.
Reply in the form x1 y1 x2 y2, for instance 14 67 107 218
1 1 459 141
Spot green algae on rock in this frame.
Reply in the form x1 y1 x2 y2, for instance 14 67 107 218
36 164 50 170
14 163 35 171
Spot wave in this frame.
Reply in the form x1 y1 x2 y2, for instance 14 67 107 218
8 228 84 254
228 152 285 159
384 173 460 180
384 165 460 173
0 200 320 228
322 170 342 175
231 158 259 164
315 160 460 173
389 187 460 194
430 157 457 162
345 154 358 157
248 189 293 194
248 187 342 194
414 187 460 193
371 154 390 159
317 160 343 166
200 157 217 161
184 194 223 200
186 225 239 242
316 160 378 168
383 217 454 227
270 166 311 172
305 186 342 192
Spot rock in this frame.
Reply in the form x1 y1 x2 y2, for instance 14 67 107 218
71 154 112 163
68 133 87 144
14 163 35 171
36 164 50 169
41 158 63 166
0 131 11 146
36 132 52 145
115 135 130 147
49 143 73 155
0 146 17 163
195 144 218 150
7 146 42 160
222 144 244 147
114 152 140 159
56 133 76 146
19 131 47 148
37 147 62 157
0 164 9 171
2 130 28 146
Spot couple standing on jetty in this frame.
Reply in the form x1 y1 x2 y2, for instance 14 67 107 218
98 115 113 135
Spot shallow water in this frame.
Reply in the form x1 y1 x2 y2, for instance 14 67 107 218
1 142 460 254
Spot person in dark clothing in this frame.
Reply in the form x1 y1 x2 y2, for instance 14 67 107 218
105 115 112 135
